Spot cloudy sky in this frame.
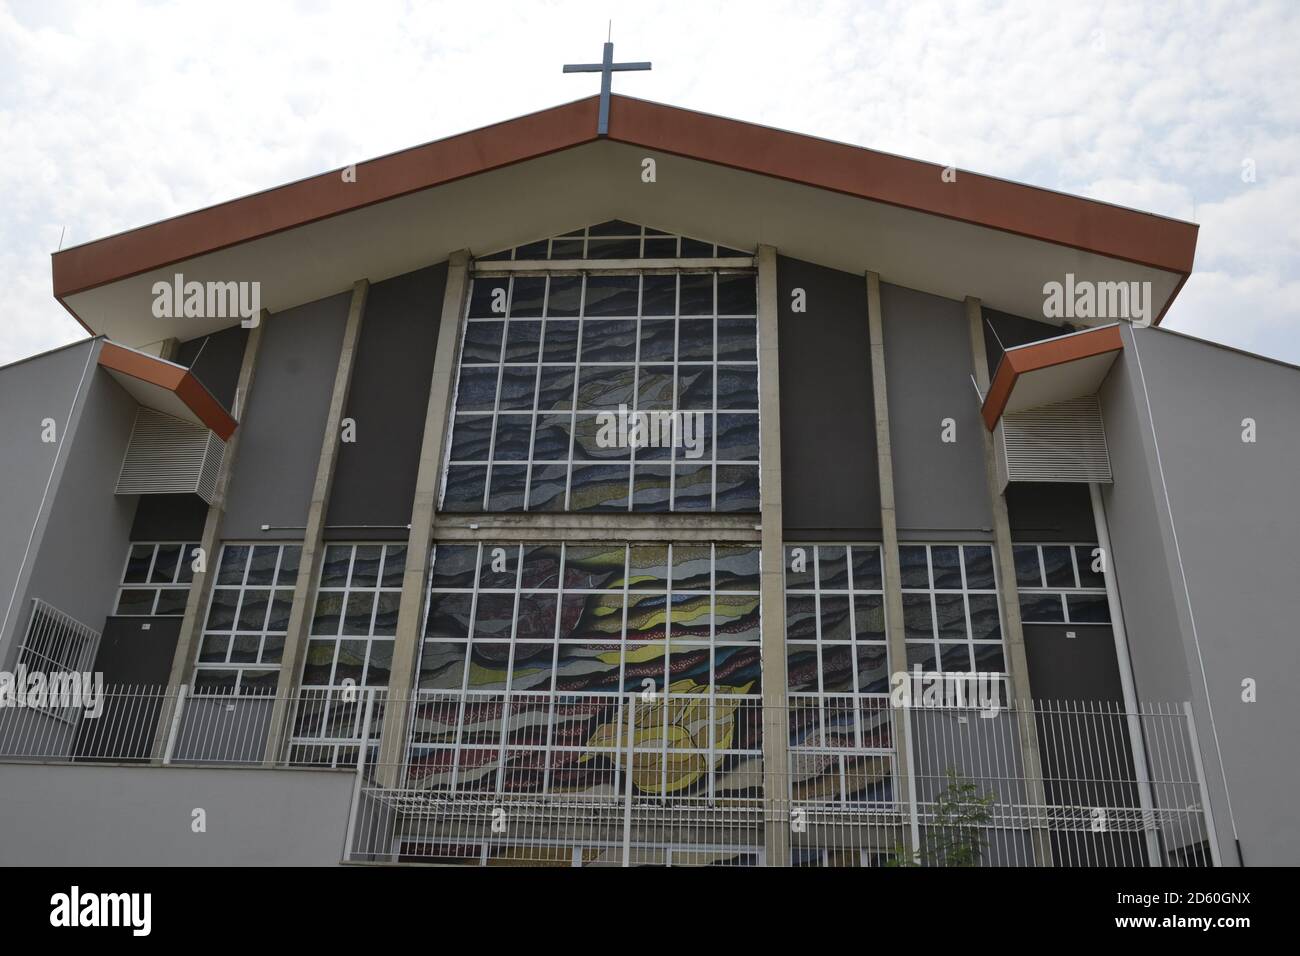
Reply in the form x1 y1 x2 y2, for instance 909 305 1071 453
2 0 1297 366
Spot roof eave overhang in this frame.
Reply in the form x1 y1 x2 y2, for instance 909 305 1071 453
53 95 1198 340
98 341 238 440
982 323 1125 430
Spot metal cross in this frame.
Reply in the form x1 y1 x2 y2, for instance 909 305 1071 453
563 41 651 136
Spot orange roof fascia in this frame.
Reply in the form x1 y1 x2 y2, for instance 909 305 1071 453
53 97 1197 322
981 324 1124 431
98 341 238 441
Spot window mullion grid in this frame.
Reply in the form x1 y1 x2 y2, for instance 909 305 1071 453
847 549 863 748
628 276 642 512
541 541 565 798
658 543 669 798
496 545 523 798
521 278 543 513
562 276 585 512
707 543 717 803
449 541 482 794
482 291 509 511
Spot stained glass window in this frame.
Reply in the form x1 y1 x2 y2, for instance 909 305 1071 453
783 543 895 807
475 220 750 262
289 543 406 766
409 541 762 800
443 240 759 514
898 543 1006 675
193 543 300 694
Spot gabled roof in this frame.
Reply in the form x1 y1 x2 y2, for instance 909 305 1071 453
52 95 1198 344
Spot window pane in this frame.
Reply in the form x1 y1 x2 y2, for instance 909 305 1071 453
1075 545 1106 588
150 544 182 584
1013 545 1042 588
124 544 154 583
1042 546 1076 587
962 546 996 590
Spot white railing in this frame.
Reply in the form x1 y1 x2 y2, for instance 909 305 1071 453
344 692 1216 868
0 680 1216 866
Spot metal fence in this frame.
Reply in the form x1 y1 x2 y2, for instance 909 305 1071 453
345 691 1217 868
0 680 1215 866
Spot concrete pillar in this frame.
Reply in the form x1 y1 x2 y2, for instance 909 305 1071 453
375 250 471 784
966 295 1053 865
755 245 790 866
263 280 369 763
152 310 267 758
864 271 919 858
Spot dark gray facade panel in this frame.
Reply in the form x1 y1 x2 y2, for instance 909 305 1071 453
982 307 1074 379
1006 482 1097 542
222 293 351 541
0 340 98 658
880 282 992 538
326 263 447 536
775 257 881 539
94 616 182 685
176 325 249 411
1114 326 1300 866
18 369 139 644
129 493 209 541
1023 624 1122 702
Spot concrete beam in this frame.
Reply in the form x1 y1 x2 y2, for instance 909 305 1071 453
263 280 369 764
432 512 760 542
966 295 1053 866
864 271 918 858
375 250 472 783
152 310 267 758
756 245 790 867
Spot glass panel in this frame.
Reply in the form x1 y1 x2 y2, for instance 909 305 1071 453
124 544 154 583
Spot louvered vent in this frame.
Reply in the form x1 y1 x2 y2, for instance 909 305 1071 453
116 408 226 503
1001 395 1111 483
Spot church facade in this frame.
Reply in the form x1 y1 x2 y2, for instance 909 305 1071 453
1 93 1296 867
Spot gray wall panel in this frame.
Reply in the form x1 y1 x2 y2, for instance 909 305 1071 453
776 256 880 538
0 763 353 865
0 340 99 659
222 293 350 540
1110 325 1300 865
326 263 447 536
17 367 139 643
881 283 992 538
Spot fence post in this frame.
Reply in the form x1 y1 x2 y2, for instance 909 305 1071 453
162 685 187 766
622 694 636 867
343 688 377 863
1183 701 1223 867
902 700 921 861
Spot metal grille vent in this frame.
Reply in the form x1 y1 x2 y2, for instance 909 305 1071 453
1001 395 1111 483
116 408 226 503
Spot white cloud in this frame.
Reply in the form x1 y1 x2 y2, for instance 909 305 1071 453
1 0 1298 364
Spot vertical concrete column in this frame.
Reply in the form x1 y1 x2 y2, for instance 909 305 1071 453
152 310 267 757
263 280 369 763
375 250 471 784
966 295 1053 865
864 271 918 857
755 245 790 866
